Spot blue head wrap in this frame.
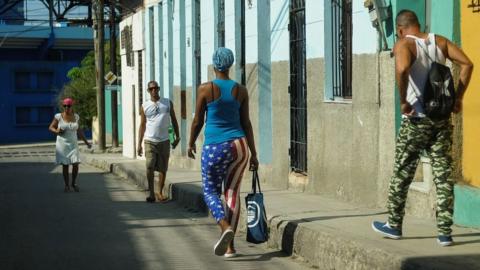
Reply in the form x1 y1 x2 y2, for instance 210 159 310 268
212 47 234 72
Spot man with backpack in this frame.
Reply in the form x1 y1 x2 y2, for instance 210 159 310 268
372 10 473 246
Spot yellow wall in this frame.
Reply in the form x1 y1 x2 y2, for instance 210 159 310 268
461 4 480 187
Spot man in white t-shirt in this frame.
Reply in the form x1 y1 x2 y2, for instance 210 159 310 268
138 81 180 203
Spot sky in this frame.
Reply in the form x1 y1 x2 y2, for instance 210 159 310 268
0 0 89 26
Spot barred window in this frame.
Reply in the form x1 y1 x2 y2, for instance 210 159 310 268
122 25 134 67
326 0 352 99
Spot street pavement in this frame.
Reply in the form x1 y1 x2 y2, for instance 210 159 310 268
2 144 480 270
0 146 310 270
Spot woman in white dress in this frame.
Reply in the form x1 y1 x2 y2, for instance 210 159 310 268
49 98 91 192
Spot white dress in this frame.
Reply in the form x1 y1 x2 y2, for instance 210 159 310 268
55 113 81 165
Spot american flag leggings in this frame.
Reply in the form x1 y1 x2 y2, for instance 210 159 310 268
201 137 249 232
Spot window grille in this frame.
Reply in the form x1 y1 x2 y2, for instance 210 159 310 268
122 25 134 67
330 0 352 99
289 0 307 173
138 50 143 111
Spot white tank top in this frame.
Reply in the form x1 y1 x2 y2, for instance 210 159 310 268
142 98 171 143
405 33 446 118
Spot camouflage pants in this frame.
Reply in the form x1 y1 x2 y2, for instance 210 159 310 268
387 117 454 236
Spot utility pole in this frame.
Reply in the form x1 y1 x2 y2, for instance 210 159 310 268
48 0 53 31
214 0 225 49
110 0 118 147
235 0 245 85
93 0 106 150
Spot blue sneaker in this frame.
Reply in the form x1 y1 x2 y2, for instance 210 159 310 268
437 235 453 247
372 221 402 239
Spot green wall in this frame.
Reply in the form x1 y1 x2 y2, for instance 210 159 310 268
454 185 480 228
385 0 427 49
105 89 123 143
429 0 460 43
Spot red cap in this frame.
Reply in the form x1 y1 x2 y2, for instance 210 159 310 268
62 98 74 106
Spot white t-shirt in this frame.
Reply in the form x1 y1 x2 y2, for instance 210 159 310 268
142 98 171 143
405 33 446 118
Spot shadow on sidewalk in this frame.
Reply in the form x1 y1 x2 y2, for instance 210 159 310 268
401 254 480 270
224 250 289 262
402 232 480 246
281 211 388 224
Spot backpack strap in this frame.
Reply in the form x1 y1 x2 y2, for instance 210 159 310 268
414 34 438 64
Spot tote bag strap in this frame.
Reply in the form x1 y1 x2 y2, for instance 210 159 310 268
251 170 262 194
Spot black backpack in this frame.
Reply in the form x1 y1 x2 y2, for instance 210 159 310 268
420 36 456 119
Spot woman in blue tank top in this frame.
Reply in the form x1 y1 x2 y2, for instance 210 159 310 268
188 47 258 257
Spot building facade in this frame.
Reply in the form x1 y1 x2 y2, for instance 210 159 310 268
119 0 479 228
0 25 93 144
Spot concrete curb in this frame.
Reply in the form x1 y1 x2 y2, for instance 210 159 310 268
0 142 56 149
267 217 403 269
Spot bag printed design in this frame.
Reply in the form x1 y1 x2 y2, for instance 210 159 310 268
247 200 261 228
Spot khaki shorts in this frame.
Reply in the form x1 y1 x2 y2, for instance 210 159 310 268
144 140 170 173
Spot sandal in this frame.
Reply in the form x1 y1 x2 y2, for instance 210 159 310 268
155 192 169 202
224 252 238 258
72 185 80 192
213 228 234 256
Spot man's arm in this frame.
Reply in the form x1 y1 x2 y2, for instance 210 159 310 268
444 38 474 113
137 106 146 156
394 39 415 115
169 100 180 148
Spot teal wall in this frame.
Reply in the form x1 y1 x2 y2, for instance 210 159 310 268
454 185 480 229
429 0 460 43
105 90 123 143
385 0 427 49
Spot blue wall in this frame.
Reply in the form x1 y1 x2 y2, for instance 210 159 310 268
0 49 89 144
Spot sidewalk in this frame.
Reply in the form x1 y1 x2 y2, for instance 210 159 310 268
82 150 480 270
